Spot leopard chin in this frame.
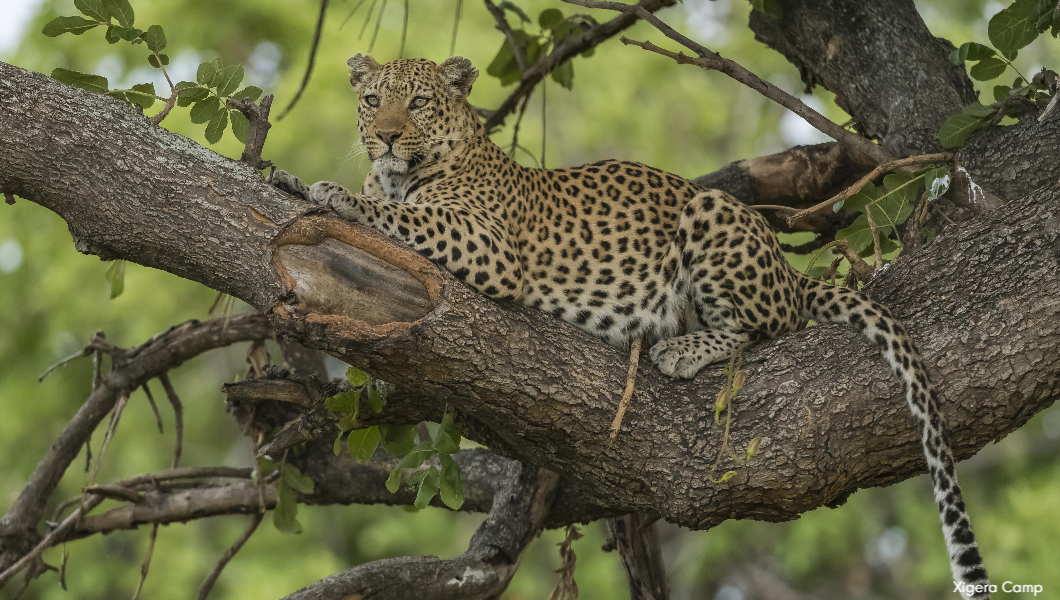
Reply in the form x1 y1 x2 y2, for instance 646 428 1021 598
373 154 408 174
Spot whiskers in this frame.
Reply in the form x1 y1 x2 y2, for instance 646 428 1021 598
340 139 371 165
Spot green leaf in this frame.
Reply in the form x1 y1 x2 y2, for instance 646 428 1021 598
190 97 221 124
750 0 783 18
42 16 99 37
347 426 381 462
969 56 1008 81
104 260 125 298
439 412 461 447
272 481 302 534
524 37 544 68
487 39 519 79
102 0 135 27
176 83 209 107
334 429 345 455
215 64 244 97
538 8 564 31
144 24 166 52
325 390 358 413
51 68 109 94
993 84 1013 102
366 386 385 413
989 0 1045 55
924 167 951 201
413 466 441 509
283 464 315 494
938 113 988 148
950 41 995 65
127 82 155 109
337 413 356 432
107 25 142 41
962 101 998 118
345 366 369 388
396 450 431 470
498 1 531 23
407 468 429 488
835 181 882 213
230 110 249 143
147 53 170 68
551 61 574 90
379 424 416 455
385 468 402 493
197 62 217 86
204 108 228 144
231 85 263 102
74 0 110 21
438 454 465 509
104 25 121 43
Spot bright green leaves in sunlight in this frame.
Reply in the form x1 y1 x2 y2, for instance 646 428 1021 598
939 0 1060 147
259 458 315 534
324 367 465 510
829 167 950 262
104 259 126 298
486 4 598 90
42 1 263 146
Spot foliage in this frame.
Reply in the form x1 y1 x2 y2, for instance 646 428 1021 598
326 367 465 510
938 0 1060 147
42 0 264 144
486 4 597 89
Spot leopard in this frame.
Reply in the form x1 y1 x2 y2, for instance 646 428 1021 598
269 54 990 598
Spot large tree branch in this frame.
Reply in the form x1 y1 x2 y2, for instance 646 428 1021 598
2 61 1058 535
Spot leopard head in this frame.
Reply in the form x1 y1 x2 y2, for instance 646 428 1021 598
347 55 481 175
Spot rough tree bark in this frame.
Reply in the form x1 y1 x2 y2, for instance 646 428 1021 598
2 53 1059 536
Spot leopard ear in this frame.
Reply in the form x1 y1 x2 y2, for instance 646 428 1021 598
437 56 478 100
348 54 382 93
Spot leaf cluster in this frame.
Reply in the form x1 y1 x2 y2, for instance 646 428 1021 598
326 368 465 511
176 62 263 144
486 4 598 90
818 167 950 270
939 0 1060 147
43 0 262 145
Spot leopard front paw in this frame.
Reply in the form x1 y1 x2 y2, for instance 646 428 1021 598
648 338 706 380
268 170 312 202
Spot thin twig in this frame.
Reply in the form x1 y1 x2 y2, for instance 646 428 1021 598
450 0 463 56
131 524 159 600
484 0 676 131
339 0 370 29
484 0 529 72
142 382 164 434
278 0 330 120
864 209 884 270
159 373 184 469
616 34 891 166
195 513 264 600
785 152 953 226
399 0 409 59
368 0 388 52
609 336 643 440
89 392 129 484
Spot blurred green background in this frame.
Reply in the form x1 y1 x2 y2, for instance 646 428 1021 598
2 0 1059 598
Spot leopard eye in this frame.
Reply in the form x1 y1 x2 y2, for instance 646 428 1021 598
410 96 430 109
364 95 380 107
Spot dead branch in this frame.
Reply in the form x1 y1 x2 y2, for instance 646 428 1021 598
281 463 559 600
0 315 272 576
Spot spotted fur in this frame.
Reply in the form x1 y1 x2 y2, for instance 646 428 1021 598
269 56 989 598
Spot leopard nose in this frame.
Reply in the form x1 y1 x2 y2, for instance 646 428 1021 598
376 130 401 145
